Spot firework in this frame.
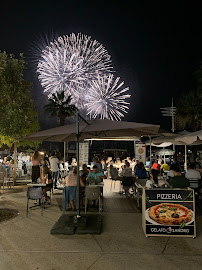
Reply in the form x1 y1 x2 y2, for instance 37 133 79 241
85 74 130 121
37 33 112 98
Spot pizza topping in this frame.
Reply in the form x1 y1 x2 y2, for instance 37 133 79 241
171 213 179 218
159 210 166 213
168 207 178 211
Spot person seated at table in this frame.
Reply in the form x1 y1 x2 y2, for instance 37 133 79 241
185 163 201 180
42 165 53 202
120 161 134 197
79 164 89 185
135 162 147 179
87 165 106 184
195 156 201 170
169 164 190 189
101 159 107 172
92 156 102 172
145 169 159 189
71 158 77 167
185 163 201 191
167 164 175 180
63 167 85 211
2 157 11 175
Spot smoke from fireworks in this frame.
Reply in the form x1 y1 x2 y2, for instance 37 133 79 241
86 74 130 121
37 33 131 120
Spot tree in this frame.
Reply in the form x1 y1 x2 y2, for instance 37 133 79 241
44 91 76 126
175 90 202 131
0 51 39 181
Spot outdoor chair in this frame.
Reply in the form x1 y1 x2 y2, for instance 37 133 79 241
187 178 202 200
85 186 102 214
135 178 147 208
4 168 14 189
0 171 5 190
26 187 45 217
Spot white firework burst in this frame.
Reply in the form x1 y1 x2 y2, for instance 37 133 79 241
85 74 130 121
37 33 112 99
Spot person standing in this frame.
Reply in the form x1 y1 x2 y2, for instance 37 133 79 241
49 151 60 189
31 151 42 183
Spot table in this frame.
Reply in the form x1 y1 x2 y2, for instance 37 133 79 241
27 183 47 187
88 182 104 188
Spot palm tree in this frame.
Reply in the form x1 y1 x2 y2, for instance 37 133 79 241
44 91 77 126
175 90 202 131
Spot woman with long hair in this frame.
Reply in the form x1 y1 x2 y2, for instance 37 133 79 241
31 151 42 183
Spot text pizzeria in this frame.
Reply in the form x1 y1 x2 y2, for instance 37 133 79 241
156 194 182 200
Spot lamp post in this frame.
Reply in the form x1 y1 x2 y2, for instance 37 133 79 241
160 97 176 133
160 97 176 152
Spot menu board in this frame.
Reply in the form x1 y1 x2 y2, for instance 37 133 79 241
142 189 196 237
79 142 89 167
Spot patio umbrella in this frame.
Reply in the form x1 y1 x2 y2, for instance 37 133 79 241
25 119 160 142
174 130 202 145
25 117 159 217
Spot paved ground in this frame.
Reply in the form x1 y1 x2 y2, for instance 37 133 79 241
0 180 202 270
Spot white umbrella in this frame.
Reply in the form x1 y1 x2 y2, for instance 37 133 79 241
174 130 202 145
25 119 160 141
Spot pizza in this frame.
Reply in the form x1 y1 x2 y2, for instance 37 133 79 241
149 203 193 225
138 148 144 154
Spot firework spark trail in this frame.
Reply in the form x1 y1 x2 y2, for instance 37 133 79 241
37 33 131 120
86 74 131 121
37 33 112 98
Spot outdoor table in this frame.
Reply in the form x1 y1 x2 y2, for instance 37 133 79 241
142 188 196 238
27 183 47 187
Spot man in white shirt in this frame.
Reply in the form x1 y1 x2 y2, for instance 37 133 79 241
49 151 60 189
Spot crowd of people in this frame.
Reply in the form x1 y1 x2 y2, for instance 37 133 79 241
1 148 202 208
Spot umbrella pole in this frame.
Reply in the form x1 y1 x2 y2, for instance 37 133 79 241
64 142 66 164
185 144 187 172
76 111 81 217
149 136 152 172
163 147 166 164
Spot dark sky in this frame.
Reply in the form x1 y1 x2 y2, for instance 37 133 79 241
1 1 202 130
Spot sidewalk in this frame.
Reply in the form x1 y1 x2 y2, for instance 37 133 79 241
0 180 202 270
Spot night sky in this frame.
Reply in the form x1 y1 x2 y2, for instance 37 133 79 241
1 1 202 131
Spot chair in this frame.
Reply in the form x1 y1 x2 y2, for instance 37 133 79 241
187 178 202 200
85 186 102 214
26 187 44 217
135 178 147 208
4 168 14 189
0 171 5 190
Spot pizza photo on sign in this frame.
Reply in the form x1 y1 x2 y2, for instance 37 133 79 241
148 203 193 225
137 148 144 154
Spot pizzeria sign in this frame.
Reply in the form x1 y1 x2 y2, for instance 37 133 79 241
142 189 196 238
